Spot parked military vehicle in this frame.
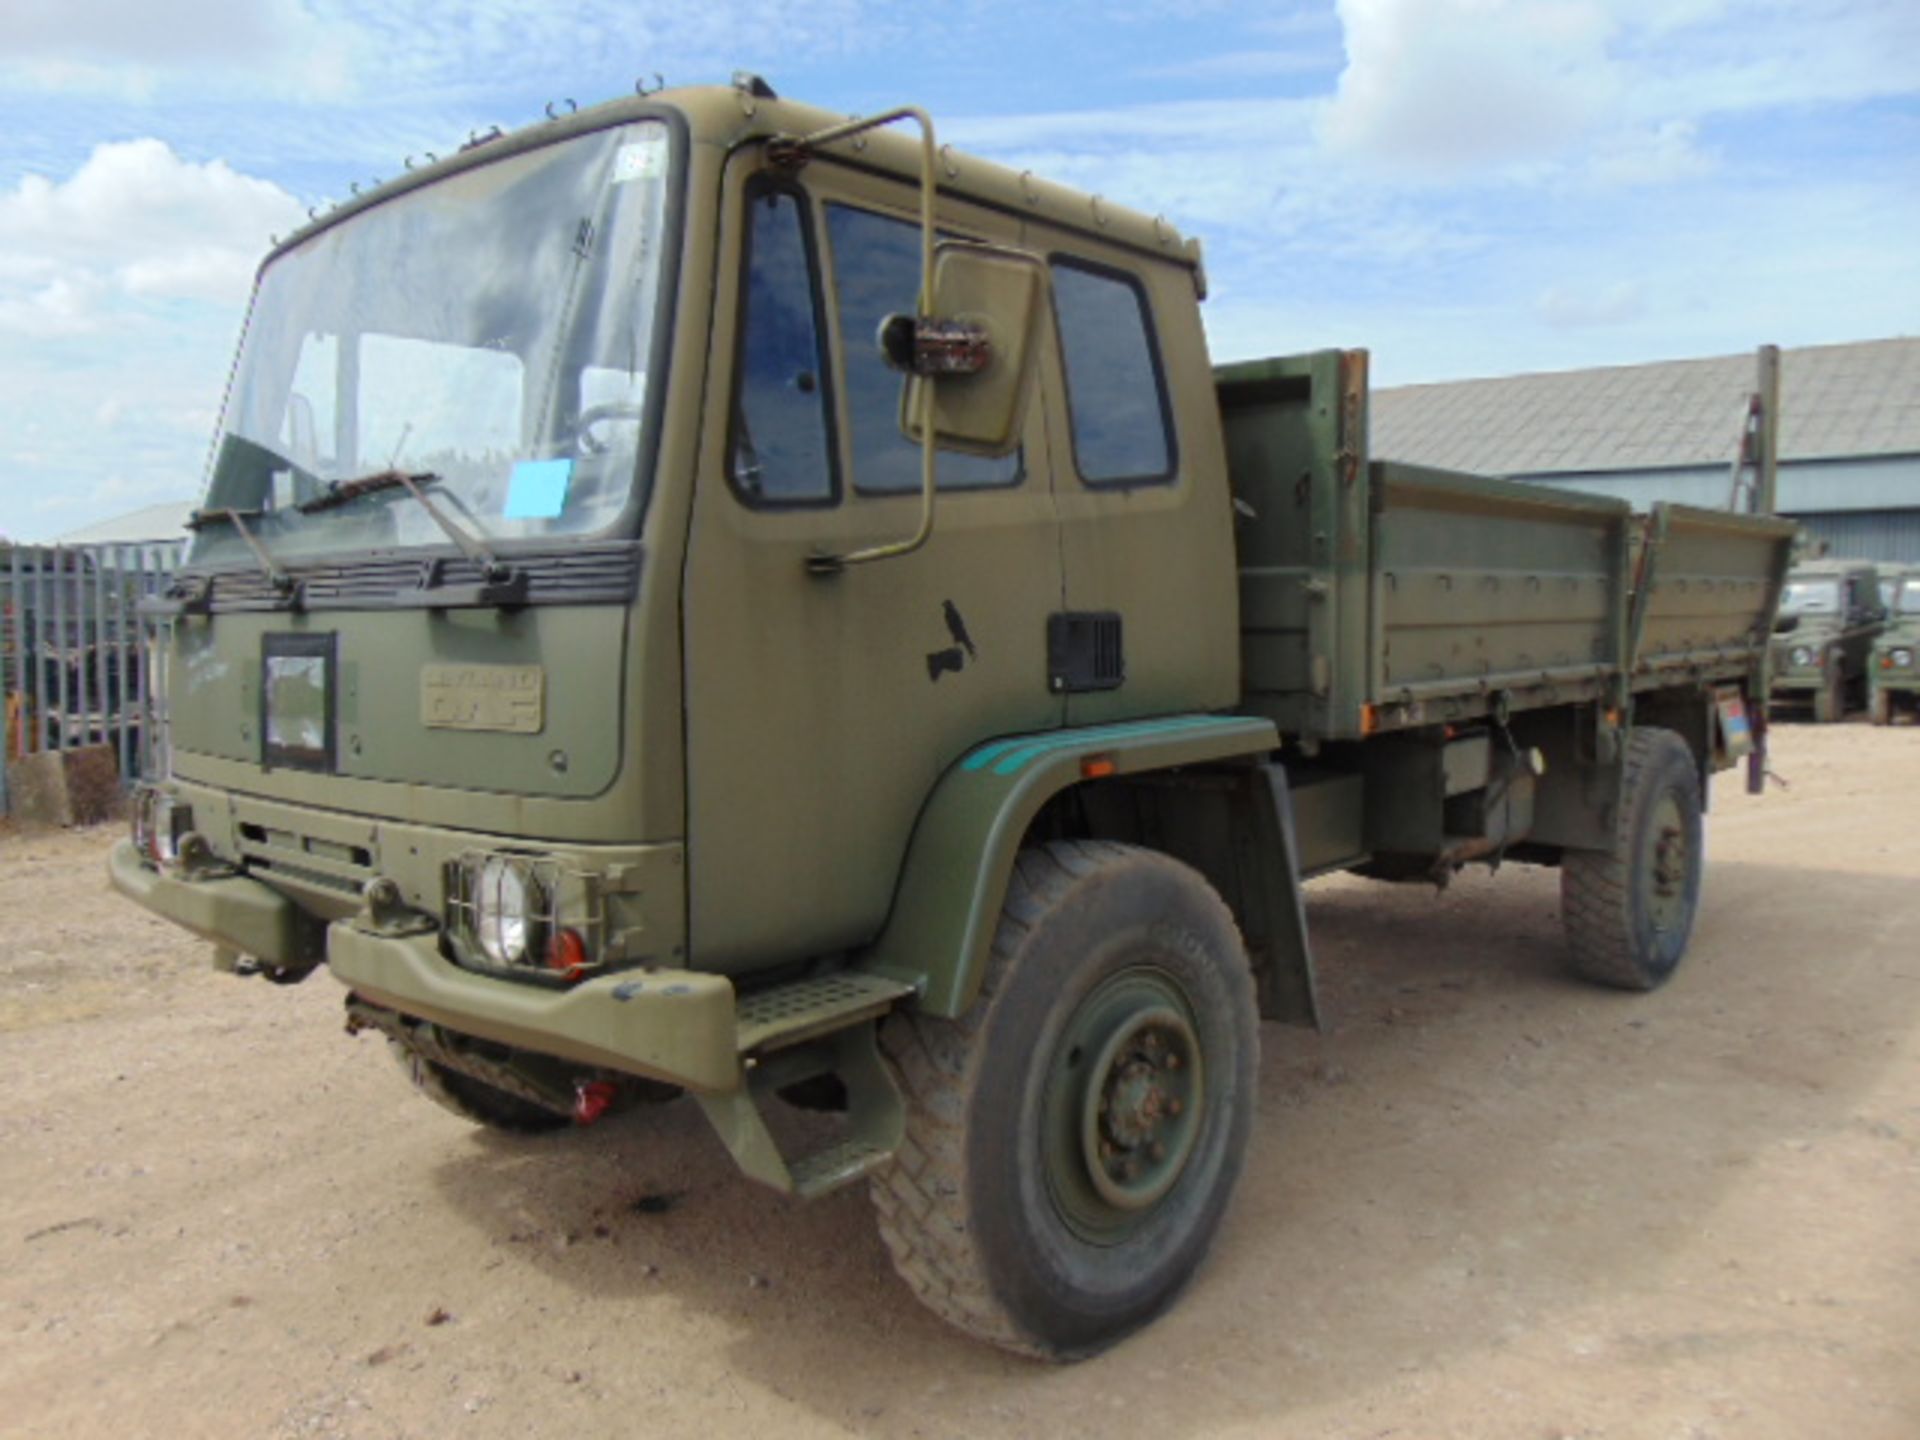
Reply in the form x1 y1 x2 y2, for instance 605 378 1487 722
1770 558 1887 721
1871 567 1920 725
110 79 1795 1358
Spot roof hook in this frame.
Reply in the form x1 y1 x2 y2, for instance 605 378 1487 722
545 98 577 121
636 73 665 96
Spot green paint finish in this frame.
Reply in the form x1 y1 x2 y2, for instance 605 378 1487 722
963 714 1239 776
860 714 1278 1017
171 605 626 800
327 921 740 1094
110 83 1798 1267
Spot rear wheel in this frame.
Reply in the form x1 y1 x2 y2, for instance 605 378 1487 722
1561 727 1704 991
871 841 1258 1358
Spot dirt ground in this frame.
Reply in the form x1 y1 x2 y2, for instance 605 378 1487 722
2 721 1917 1440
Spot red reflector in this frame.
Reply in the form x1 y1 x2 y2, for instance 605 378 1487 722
1080 755 1117 779
573 1080 617 1126
547 928 589 981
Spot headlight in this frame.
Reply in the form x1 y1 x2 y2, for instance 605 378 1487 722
130 786 192 866
1790 646 1813 668
475 854 534 966
445 851 605 981
1895 648 1914 669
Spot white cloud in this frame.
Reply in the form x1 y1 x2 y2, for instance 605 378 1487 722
1591 120 1716 186
0 142 297 536
1322 0 1619 172
2 0 313 63
0 0 350 99
1536 280 1648 329
0 139 302 317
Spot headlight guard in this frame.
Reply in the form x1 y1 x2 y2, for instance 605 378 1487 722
443 850 606 983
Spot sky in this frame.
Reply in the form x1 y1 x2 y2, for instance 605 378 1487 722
1 0 1916 542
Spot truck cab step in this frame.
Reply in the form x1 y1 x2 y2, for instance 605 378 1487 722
734 971 914 1055
787 1137 895 1199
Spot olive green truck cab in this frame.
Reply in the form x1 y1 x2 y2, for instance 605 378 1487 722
110 79 1795 1358
1770 557 1887 721
1870 567 1920 724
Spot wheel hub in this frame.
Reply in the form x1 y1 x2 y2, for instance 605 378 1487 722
1043 969 1209 1243
1643 792 1693 936
1082 1006 1201 1212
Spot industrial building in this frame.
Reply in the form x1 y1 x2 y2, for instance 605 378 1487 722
1372 337 1920 563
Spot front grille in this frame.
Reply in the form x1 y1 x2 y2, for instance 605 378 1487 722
177 541 642 613
236 821 375 896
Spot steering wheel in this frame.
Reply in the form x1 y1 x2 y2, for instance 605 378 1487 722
575 402 644 456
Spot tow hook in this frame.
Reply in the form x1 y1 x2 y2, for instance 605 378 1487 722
573 1080 619 1126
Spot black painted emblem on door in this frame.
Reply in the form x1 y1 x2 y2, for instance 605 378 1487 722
926 599 979 682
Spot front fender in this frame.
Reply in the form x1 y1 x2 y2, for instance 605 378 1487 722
856 713 1278 1017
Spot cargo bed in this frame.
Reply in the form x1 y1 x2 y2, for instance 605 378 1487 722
1218 350 1796 741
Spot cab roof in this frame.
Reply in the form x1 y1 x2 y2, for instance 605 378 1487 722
269 78 1204 281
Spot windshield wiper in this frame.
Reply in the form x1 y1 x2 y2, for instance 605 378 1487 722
297 467 431 514
185 507 297 600
299 469 525 608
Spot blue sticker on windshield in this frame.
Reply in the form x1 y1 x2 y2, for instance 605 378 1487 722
505 459 572 519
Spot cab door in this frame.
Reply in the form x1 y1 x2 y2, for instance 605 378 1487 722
1030 233 1239 725
681 152 1064 972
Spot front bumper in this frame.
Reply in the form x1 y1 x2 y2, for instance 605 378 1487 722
1769 673 1824 696
109 840 742 1095
108 840 311 966
327 921 739 1094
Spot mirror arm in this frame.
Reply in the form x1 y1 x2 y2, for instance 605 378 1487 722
780 107 942 576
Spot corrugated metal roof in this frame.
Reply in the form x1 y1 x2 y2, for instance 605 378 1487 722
1371 337 1920 477
54 500 194 545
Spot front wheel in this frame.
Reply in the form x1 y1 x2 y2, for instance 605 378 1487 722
389 1042 571 1134
871 841 1258 1358
1561 727 1704 990
1871 688 1892 726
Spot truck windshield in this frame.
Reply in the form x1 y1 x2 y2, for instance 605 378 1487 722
1779 579 1841 614
190 121 674 568
1901 583 1920 615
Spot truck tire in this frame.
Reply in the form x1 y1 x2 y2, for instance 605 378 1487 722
1560 727 1703 991
1871 689 1892 726
870 840 1258 1358
389 1043 571 1135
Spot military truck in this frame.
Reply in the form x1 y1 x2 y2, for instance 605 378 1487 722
110 78 1795 1358
1770 557 1886 721
1870 567 1920 725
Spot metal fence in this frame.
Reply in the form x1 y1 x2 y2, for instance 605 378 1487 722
1 541 183 816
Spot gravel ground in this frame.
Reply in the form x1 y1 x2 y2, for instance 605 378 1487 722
1 719 1917 1439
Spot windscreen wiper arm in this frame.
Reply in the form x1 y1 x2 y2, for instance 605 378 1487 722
299 468 525 608
185 507 295 598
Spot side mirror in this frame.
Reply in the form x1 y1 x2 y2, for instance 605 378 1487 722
884 241 1048 460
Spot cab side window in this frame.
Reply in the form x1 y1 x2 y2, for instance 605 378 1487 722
730 188 835 505
1050 258 1174 485
824 204 1019 493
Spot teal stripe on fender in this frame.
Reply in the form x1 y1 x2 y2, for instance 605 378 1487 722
959 714 1251 778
